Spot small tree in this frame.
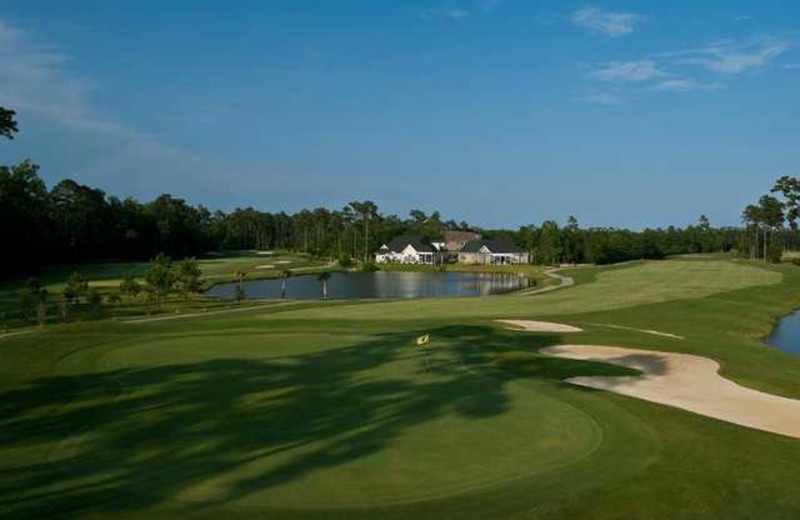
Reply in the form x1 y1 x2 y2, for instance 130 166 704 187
280 270 292 299
339 254 353 269
145 253 175 310
19 278 46 325
177 257 203 300
119 272 142 300
87 288 102 318
318 272 331 300
64 272 88 305
58 292 71 323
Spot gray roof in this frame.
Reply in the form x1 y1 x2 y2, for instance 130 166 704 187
461 239 523 254
384 235 434 253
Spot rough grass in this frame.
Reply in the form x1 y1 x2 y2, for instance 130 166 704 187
1 257 800 520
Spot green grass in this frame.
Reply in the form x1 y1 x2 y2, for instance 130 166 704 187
1 257 800 519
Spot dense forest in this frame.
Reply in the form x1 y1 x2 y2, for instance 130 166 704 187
1 105 798 277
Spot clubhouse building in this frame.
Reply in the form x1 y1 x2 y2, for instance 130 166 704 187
375 232 528 265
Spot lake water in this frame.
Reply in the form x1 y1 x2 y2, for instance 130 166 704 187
205 271 531 300
765 310 800 356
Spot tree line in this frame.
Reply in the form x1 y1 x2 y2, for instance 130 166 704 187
3 104 798 278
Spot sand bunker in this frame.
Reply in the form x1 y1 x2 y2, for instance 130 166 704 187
275 260 292 264
255 265 275 270
541 345 800 440
498 320 583 333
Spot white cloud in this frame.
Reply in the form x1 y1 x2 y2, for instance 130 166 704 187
593 60 668 82
783 63 800 70
734 15 752 22
672 39 789 74
570 7 645 38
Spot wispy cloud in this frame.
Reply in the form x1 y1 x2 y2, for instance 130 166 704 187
0 18 208 186
479 0 504 13
593 60 667 82
582 36 789 104
582 91 623 105
651 78 716 93
570 7 645 38
734 15 752 23
670 39 789 74
420 4 470 21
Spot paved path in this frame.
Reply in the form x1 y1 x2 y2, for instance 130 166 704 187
522 269 575 295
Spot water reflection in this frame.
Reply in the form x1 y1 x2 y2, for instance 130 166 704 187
205 271 530 300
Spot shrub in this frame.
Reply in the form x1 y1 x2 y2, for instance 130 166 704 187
360 262 379 272
338 254 353 268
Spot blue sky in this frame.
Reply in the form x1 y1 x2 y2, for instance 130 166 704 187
1 1 799 228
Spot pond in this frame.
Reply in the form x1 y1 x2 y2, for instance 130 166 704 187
205 271 532 300
765 310 800 356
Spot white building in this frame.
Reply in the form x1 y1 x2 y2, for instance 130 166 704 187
375 236 438 265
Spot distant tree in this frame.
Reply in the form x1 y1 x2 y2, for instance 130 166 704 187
145 253 175 309
0 106 19 140
742 204 762 260
772 175 800 251
348 200 378 262
106 293 122 306
280 270 292 299
318 272 331 300
119 272 142 299
759 195 784 262
772 176 800 231
0 160 49 275
538 220 562 265
176 257 203 300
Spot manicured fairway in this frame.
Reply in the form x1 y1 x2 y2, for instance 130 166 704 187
2 257 800 520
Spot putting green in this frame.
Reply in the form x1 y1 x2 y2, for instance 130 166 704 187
47 333 608 510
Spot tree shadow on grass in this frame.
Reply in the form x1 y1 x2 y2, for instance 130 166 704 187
0 324 637 520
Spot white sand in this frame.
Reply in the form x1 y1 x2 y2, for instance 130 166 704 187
497 320 583 333
255 265 275 270
541 345 800 440
275 260 292 264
